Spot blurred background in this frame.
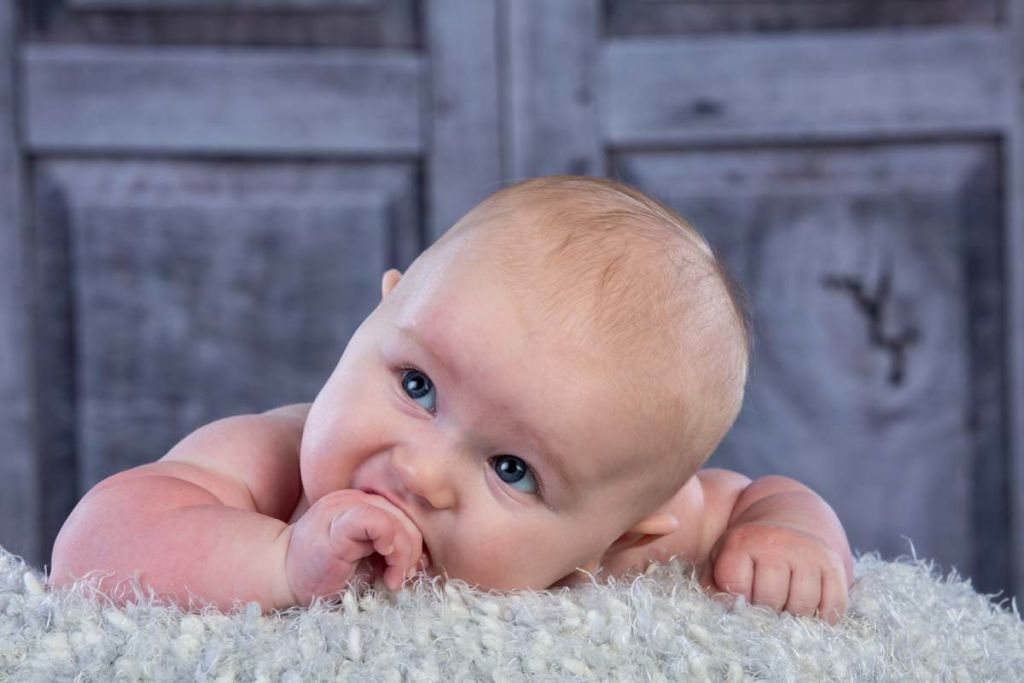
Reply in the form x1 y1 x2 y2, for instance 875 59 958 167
0 0 1021 604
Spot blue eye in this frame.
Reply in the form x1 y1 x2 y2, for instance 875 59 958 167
491 455 538 494
401 369 436 413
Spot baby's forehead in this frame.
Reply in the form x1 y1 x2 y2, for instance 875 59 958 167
392 277 668 471
418 182 745 491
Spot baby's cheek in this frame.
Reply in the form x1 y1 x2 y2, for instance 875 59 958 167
299 449 350 502
299 406 357 491
446 536 575 591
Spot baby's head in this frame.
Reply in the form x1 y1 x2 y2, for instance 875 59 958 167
300 176 750 589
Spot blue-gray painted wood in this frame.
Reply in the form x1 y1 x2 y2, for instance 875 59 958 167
425 0 502 242
1008 0 1024 603
0 417 36 561
70 0 379 7
14 0 1024 605
32 159 420 557
72 195 389 487
0 0 38 563
962 151 1011 597
29 1 418 48
604 27 1011 146
604 1 1000 36
31 167 79 573
23 45 423 155
504 0 602 179
615 144 1005 592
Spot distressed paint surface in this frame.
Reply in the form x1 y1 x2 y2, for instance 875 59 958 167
426 0 503 241
605 0 1001 36
5 0 1019 603
72 197 389 486
505 0 602 179
32 159 419 550
0 0 36 562
604 28 1011 145
1007 0 1024 599
24 46 423 155
614 144 1004 588
28 0 417 48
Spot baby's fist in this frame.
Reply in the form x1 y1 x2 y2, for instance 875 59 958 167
699 522 849 624
284 489 423 606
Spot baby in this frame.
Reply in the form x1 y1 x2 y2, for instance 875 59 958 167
50 176 853 623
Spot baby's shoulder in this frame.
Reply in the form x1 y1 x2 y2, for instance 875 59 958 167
161 405 309 521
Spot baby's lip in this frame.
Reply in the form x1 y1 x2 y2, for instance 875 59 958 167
361 487 416 524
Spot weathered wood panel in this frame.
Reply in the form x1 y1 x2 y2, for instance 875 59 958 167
28 0 417 48
33 160 420 551
605 0 1001 37
614 143 1005 592
73 196 389 486
31 172 78 572
13 0 1019 608
71 0 380 7
505 0 602 178
425 0 502 241
605 28 1010 146
1008 0 1024 598
962 150 1009 596
0 0 37 563
23 46 423 155
0 422 36 561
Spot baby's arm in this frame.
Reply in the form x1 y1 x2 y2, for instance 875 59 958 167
696 468 854 624
50 406 309 611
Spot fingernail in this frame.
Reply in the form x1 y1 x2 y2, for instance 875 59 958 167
407 566 416 579
382 544 394 555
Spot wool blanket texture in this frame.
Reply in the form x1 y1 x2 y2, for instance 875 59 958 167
0 545 1021 682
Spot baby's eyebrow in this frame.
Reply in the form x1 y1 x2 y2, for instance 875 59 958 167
396 324 574 491
397 324 461 385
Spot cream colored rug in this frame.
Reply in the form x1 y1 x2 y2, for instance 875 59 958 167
1 546 1021 681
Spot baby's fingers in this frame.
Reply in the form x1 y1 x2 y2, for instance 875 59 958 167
751 559 790 612
379 527 421 592
784 568 821 617
818 561 849 625
329 505 398 563
703 549 754 602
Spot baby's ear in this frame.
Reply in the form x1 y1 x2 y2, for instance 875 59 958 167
603 511 680 559
631 512 679 538
381 269 403 299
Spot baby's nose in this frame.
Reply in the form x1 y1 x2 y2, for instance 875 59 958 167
390 448 456 510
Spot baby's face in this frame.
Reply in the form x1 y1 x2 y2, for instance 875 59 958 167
299 236 671 589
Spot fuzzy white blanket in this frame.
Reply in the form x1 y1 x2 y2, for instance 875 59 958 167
1 546 1021 682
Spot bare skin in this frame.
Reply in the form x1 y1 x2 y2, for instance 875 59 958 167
51 230 853 622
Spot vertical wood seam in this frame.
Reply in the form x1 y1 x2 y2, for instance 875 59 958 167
425 0 502 241
1 0 39 565
1007 0 1024 601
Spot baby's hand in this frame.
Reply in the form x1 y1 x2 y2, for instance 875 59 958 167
284 489 423 606
699 521 849 624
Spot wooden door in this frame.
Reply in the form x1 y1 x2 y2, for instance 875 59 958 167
500 0 1024 600
5 0 503 568
1 0 1021 605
